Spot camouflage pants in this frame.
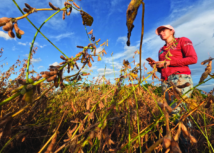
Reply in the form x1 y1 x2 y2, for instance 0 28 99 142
161 74 193 151
161 74 193 116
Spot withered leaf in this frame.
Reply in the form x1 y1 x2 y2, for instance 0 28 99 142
126 0 142 46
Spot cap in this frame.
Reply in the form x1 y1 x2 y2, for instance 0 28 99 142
155 25 174 35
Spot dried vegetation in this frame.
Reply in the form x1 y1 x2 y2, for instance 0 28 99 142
0 0 214 153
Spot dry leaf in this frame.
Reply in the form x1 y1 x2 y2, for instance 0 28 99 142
126 0 142 46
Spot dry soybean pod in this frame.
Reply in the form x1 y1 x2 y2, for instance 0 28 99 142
36 75 41 80
75 62 79 70
44 71 51 75
96 38 101 43
0 17 11 27
60 55 67 60
17 79 26 85
47 75 57 82
77 46 84 48
170 140 182 153
73 2 80 9
8 29 15 38
25 3 33 10
162 137 171 149
199 71 209 83
93 46 96 56
3 21 13 31
180 123 197 143
45 132 57 153
54 77 59 88
59 61 66 65
90 55 94 62
14 22 24 35
58 69 63 85
42 74 49 79
49 71 58 76
201 58 214 65
23 8 30 13
49 68 55 71
36 84 41 94
68 63 70 73
88 29 93 35
67 7 72 16
49 2 59 10
62 10 66 20
2 118 13 138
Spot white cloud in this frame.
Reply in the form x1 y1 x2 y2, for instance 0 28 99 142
44 13 67 30
169 1 195 20
50 62 59 66
97 68 119 76
12 46 17 51
117 36 127 44
197 83 214 93
18 42 27 46
102 36 141 74
104 36 139 61
38 66 44 69
0 31 12 40
29 42 46 48
40 45 46 48
82 65 97 72
31 58 42 63
107 0 124 19
96 46 103 54
23 54 28 57
34 42 46 48
50 32 74 41
93 76 109 84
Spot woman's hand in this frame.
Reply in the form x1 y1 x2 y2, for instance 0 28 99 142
148 61 170 68
148 61 155 68
155 61 170 68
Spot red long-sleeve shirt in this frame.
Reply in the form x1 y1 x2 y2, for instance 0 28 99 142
157 37 198 80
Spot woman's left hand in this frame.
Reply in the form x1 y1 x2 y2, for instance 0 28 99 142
155 61 170 68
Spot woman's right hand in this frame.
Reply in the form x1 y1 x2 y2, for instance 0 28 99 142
148 61 155 68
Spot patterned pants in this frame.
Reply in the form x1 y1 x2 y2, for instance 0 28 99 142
161 74 193 116
161 74 193 151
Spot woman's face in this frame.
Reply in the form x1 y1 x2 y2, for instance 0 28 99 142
158 28 173 40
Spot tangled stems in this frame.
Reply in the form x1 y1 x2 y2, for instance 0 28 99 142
0 53 83 106
12 0 95 83
12 0 72 81
11 84 54 118
15 6 76 21
25 9 64 83
12 0 71 58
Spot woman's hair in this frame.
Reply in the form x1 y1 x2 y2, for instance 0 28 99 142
170 29 175 38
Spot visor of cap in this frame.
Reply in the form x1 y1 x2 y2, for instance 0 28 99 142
155 25 174 35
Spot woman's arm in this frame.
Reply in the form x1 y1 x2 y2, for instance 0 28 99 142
169 37 198 67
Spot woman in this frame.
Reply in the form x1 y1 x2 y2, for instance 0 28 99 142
149 25 198 152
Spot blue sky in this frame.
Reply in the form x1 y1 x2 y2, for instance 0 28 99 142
0 0 214 92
